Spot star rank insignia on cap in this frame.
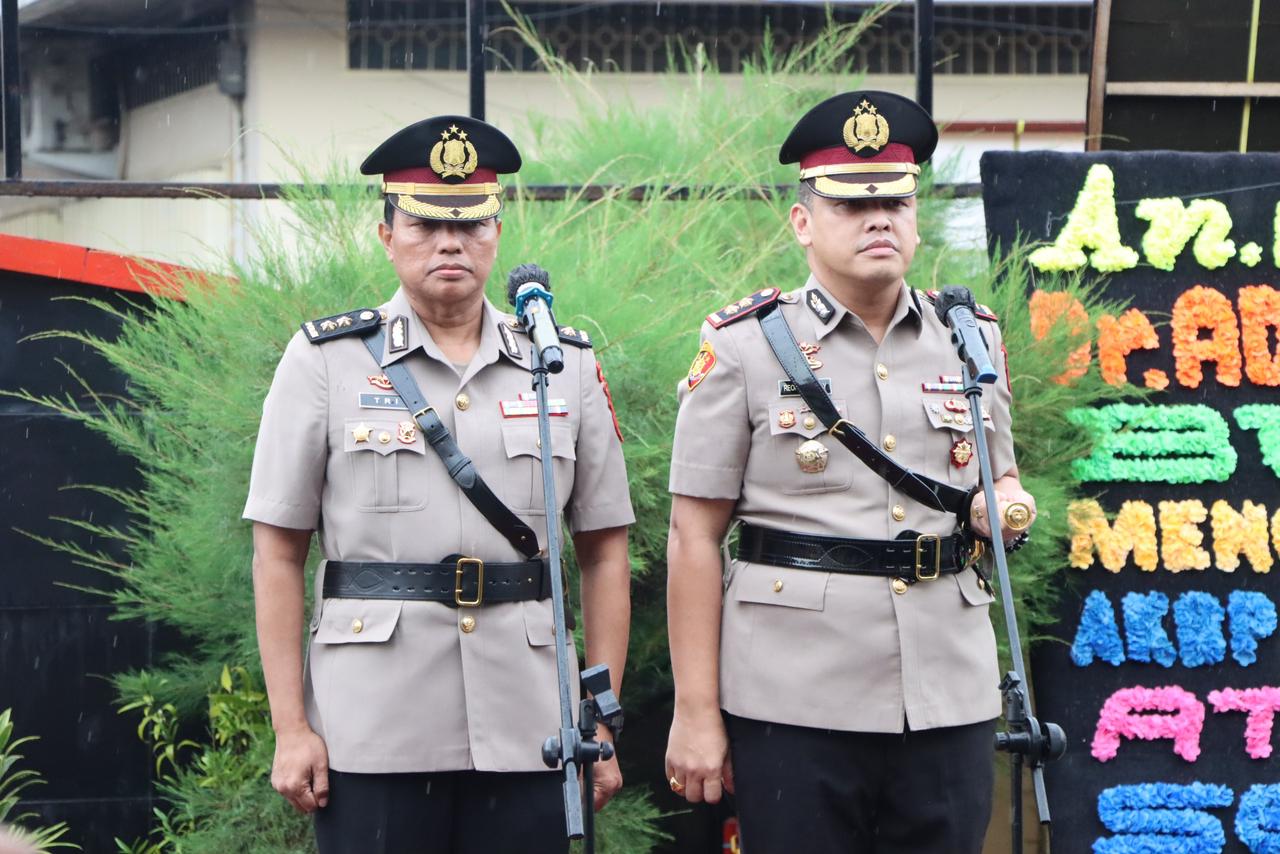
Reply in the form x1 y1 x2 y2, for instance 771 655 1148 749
557 325 593 348
302 308 380 343
706 288 781 329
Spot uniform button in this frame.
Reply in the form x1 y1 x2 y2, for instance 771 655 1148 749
876 363 889 380
773 580 784 593
892 505 906 522
460 615 476 633
891 578 909 595
883 434 897 452
802 415 817 430
351 618 364 634
455 393 471 411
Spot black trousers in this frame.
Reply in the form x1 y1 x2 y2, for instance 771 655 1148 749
725 714 995 854
313 769 569 854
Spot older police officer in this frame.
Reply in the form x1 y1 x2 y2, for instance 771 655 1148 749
245 116 633 852
664 92 1037 853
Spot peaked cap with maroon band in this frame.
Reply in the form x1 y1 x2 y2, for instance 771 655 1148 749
361 115 521 222
780 91 937 200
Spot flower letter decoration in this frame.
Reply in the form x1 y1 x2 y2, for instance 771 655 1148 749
1072 590 1126 667
1236 784 1280 851
1208 688 1280 760
1092 685 1205 763
1097 308 1160 387
1172 286 1242 389
1029 290 1091 384
1227 591 1277 667
1238 285 1280 387
1070 405 1237 484
1094 783 1233 854
1210 499 1273 573
1029 164 1140 273
1135 197 1236 271
1068 499 1159 572
1159 500 1212 573
1123 592 1177 667
1173 592 1226 668
1234 405 1280 478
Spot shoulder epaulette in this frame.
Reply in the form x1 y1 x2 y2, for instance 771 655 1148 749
706 287 781 329
302 308 382 343
919 290 998 322
557 325 593 348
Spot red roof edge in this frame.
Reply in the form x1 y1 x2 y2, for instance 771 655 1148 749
0 233 196 300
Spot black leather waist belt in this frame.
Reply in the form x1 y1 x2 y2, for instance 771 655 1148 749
735 524 972 583
323 557 549 605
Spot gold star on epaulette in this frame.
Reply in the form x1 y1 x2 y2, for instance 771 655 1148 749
302 308 381 344
706 287 781 329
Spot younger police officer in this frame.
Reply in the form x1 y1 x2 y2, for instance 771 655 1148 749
245 116 634 853
664 92 1037 853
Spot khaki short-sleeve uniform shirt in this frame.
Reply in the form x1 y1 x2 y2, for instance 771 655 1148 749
669 276 1015 733
244 289 633 773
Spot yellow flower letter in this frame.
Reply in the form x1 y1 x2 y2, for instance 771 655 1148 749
1029 164 1140 273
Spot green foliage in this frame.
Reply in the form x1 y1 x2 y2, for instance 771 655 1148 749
5 6 1132 850
115 668 311 854
0 709 79 851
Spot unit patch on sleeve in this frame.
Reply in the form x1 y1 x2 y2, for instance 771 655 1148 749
687 341 717 390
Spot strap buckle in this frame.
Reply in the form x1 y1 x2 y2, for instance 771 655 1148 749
413 405 436 421
915 535 943 581
455 557 484 606
827 418 850 438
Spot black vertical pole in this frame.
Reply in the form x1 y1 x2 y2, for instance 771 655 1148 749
466 0 485 120
1 0 21 179
915 0 934 115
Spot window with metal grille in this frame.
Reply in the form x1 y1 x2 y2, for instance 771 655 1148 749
346 1 1092 75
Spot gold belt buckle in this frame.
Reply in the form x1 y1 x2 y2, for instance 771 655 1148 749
413 405 435 421
455 557 484 606
915 535 942 581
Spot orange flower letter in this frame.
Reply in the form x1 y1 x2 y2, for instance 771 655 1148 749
1239 285 1280 387
1097 308 1159 386
1172 286 1242 389
1029 290 1091 384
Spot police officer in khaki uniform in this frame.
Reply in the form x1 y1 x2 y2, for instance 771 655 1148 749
245 116 634 853
663 92 1037 853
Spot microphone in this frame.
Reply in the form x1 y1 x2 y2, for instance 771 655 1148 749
506 263 565 374
934 285 998 384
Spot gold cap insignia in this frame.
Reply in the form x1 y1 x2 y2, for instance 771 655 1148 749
429 124 479 180
844 99 890 153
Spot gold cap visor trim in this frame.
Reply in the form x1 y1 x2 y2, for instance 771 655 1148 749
383 181 503 197
799 162 920 181
808 172 918 199
392 193 502 221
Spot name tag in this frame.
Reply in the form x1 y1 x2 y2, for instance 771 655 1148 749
359 393 408 410
778 378 832 397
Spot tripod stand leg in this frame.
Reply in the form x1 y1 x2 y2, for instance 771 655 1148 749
1011 753 1023 854
582 759 595 854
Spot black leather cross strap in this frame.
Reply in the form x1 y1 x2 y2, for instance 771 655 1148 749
755 301 971 516
735 523 971 582
323 558 549 604
361 329 540 559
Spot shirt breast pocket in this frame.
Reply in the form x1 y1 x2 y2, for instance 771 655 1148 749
501 420 577 515
766 399 854 495
344 417 429 512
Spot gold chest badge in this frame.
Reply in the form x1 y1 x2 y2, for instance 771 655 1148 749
844 99 890 153
429 124 479 180
796 439 829 474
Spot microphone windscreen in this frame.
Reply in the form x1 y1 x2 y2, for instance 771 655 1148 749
506 263 551 306
934 285 976 325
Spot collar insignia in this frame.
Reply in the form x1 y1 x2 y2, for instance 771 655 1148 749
806 289 835 322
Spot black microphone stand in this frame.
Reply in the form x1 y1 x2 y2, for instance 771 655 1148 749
529 341 619 854
957 359 1066 854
